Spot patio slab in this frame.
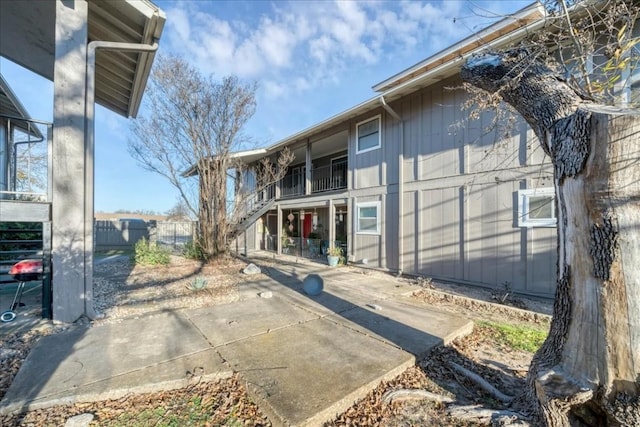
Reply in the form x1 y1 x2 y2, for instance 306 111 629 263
216 317 415 427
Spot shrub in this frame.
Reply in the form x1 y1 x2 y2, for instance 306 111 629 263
183 240 206 261
134 238 170 265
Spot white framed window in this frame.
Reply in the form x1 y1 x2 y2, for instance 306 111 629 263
518 188 556 227
356 201 381 234
356 116 381 154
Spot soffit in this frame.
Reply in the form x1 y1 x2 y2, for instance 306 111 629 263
0 0 165 118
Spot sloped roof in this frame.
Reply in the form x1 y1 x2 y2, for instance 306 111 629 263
0 0 165 118
227 2 547 164
0 73 43 138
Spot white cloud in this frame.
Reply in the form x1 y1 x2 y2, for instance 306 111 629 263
161 0 530 103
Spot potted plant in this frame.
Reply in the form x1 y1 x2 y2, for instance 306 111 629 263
327 246 342 267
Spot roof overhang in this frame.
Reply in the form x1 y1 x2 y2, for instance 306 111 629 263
233 2 548 165
0 0 166 118
186 2 550 176
373 2 547 92
183 148 269 177
0 74 43 138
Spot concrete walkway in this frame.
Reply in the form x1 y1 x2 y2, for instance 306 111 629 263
0 257 473 426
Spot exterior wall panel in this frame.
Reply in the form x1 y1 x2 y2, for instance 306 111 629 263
419 187 462 279
402 190 418 273
243 74 558 298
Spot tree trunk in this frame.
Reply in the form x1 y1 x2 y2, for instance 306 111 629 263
462 52 640 426
198 163 216 258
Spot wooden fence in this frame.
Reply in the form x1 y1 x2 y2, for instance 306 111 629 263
94 220 196 251
94 220 149 251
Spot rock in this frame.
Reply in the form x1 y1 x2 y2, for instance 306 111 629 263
64 413 94 427
243 263 261 275
259 291 273 299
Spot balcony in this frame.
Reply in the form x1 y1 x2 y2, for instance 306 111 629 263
1 117 52 203
279 159 347 198
0 117 52 222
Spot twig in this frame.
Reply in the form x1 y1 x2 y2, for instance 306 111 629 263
382 389 455 405
449 361 514 403
447 404 531 425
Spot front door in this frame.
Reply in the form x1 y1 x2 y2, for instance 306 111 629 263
303 214 312 238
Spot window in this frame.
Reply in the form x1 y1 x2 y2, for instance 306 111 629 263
518 188 556 227
357 201 381 234
356 116 381 154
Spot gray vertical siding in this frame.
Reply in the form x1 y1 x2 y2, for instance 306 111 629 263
346 76 556 297
240 75 556 297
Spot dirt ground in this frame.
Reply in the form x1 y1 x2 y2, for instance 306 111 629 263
1 255 552 426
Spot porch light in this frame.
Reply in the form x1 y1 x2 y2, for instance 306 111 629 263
339 209 343 222
287 211 295 222
300 210 305 220
313 208 318 226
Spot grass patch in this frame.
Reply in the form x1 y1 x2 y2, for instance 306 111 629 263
477 320 548 353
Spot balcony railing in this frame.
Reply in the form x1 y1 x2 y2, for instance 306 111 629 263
0 116 53 203
279 160 347 198
311 161 347 193
280 174 304 198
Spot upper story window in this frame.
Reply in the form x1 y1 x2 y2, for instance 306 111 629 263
517 187 556 228
356 116 381 154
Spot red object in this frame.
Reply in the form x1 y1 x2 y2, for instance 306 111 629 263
9 259 43 276
303 214 312 238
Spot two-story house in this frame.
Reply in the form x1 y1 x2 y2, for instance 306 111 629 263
231 3 561 298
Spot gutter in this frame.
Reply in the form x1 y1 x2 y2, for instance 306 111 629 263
84 40 159 319
379 96 403 276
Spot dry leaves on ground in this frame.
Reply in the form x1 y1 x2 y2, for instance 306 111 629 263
1 255 552 426
3 374 270 427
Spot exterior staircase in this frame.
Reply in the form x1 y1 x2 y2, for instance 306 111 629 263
228 196 275 241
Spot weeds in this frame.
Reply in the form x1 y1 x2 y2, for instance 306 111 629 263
133 238 170 266
183 240 206 261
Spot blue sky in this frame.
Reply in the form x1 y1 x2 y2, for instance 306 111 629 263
0 0 532 214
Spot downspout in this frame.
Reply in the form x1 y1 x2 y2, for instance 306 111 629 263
84 40 159 318
379 96 403 276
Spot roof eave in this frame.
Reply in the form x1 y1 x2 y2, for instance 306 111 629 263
0 74 44 139
372 2 547 92
127 3 166 118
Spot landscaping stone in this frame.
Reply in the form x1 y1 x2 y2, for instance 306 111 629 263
242 263 261 275
64 413 94 427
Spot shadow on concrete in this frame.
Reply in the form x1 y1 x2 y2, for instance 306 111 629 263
257 261 464 358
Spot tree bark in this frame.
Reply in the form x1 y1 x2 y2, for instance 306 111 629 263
462 52 640 426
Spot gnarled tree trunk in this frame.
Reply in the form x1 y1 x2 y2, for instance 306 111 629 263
462 51 640 426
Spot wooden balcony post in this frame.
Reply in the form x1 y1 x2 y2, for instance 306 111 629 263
305 139 311 195
277 205 282 254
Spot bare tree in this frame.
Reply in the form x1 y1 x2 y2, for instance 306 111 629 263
165 198 192 221
460 1 640 425
129 54 291 258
